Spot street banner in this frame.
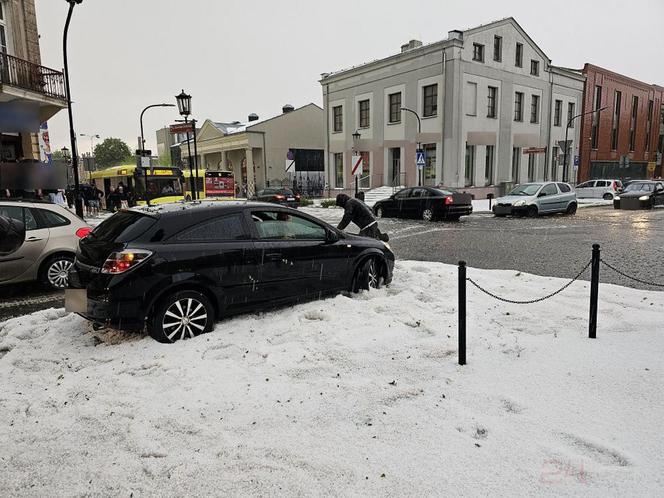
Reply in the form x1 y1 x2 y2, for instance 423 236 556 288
169 122 194 134
523 147 547 154
351 155 362 176
38 123 52 164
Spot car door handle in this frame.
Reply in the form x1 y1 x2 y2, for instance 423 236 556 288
265 252 282 261
26 237 44 242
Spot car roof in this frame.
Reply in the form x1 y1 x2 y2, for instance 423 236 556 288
0 198 58 205
127 200 292 219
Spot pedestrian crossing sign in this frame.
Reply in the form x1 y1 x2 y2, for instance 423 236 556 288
416 150 426 170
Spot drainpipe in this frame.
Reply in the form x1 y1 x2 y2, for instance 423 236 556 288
441 48 446 185
325 82 331 198
261 131 267 188
546 68 553 181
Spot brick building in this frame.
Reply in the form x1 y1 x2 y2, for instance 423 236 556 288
578 64 664 182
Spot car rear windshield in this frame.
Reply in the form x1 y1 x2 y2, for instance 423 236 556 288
432 188 456 196
90 211 156 243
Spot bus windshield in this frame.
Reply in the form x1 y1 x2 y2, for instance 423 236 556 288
146 177 183 196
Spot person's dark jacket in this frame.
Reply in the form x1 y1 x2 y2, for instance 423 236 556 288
0 215 25 255
336 193 376 230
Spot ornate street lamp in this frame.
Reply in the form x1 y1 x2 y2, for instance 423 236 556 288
175 90 198 200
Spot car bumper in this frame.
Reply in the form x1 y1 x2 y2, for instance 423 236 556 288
614 198 651 210
493 205 528 216
445 205 473 216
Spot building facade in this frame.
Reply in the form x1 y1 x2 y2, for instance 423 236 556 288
0 0 66 162
175 103 324 196
578 64 664 182
320 18 584 197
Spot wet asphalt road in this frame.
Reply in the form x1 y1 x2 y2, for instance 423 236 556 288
1 205 663 321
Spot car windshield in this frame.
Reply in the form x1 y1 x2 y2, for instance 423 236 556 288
624 183 653 192
508 184 542 196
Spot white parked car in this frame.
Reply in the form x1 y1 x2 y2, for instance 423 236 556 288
574 179 623 200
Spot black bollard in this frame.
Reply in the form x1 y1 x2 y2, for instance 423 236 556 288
458 261 467 365
589 244 600 339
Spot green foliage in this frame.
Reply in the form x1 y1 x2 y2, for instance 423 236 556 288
50 149 65 160
321 199 337 208
158 154 172 166
299 197 313 207
93 138 132 168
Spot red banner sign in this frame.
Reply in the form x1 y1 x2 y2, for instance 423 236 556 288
169 122 194 134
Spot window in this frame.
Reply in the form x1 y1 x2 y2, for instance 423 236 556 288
423 144 436 186
334 153 343 187
646 100 654 151
591 85 602 149
514 92 524 121
551 146 559 180
465 144 475 187
472 43 484 62
252 211 326 240
611 91 621 150
360 151 370 188
540 183 558 196
595 180 608 187
411 188 427 198
333 105 343 133
530 60 539 76
530 95 540 124
388 92 401 123
511 147 521 182
515 43 523 67
0 3 6 54
576 181 594 189
0 206 37 231
527 154 536 181
567 102 576 128
487 86 498 118
493 36 502 62
174 214 246 241
394 188 411 199
554 100 562 127
629 96 638 151
557 183 571 193
37 209 70 228
466 81 478 116
423 84 438 117
484 145 494 186
358 100 370 128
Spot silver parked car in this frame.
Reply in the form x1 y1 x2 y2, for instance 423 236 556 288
575 179 623 200
0 200 91 289
493 182 577 217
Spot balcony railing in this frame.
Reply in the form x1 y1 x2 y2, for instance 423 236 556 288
0 52 67 101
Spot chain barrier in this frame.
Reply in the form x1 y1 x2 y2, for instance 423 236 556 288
600 259 664 288
465 259 592 305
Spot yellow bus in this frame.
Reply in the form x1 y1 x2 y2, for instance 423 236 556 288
181 168 236 200
89 164 185 208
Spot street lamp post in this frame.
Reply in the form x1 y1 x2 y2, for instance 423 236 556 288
175 90 197 200
563 106 609 183
61 146 71 186
63 0 84 218
352 130 361 197
401 106 422 186
139 103 175 156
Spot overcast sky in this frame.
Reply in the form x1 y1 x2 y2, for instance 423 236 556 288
35 0 664 156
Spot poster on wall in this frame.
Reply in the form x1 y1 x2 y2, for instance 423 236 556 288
38 122 52 164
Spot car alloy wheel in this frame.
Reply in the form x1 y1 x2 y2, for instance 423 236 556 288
45 257 73 289
375 206 384 218
566 203 577 215
151 290 214 343
527 205 538 217
352 257 382 292
603 193 613 200
422 208 434 221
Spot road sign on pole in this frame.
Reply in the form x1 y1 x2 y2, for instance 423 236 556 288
416 149 426 170
351 155 363 176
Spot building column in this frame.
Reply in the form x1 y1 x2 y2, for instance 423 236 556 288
246 148 255 197
220 150 227 171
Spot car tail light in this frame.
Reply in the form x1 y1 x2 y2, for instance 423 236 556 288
275 194 286 200
444 196 454 205
76 227 92 238
295 194 301 200
101 249 152 274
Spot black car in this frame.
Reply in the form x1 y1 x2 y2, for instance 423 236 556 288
66 202 394 343
613 181 664 210
253 188 300 208
373 187 473 221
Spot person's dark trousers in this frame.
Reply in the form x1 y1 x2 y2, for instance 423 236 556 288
359 224 389 242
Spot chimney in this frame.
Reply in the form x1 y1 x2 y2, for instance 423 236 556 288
448 30 463 41
401 39 423 53
282 104 294 114
248 113 259 122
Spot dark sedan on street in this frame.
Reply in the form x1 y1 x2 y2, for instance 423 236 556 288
66 202 394 343
613 181 664 210
252 187 300 208
373 186 473 221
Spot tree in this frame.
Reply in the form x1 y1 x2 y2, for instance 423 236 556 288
93 138 132 168
51 149 65 160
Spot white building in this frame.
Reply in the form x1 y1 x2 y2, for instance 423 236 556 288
320 17 585 197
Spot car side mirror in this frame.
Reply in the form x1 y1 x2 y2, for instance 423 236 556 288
538 192 546 197
325 229 339 244
0 216 25 256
